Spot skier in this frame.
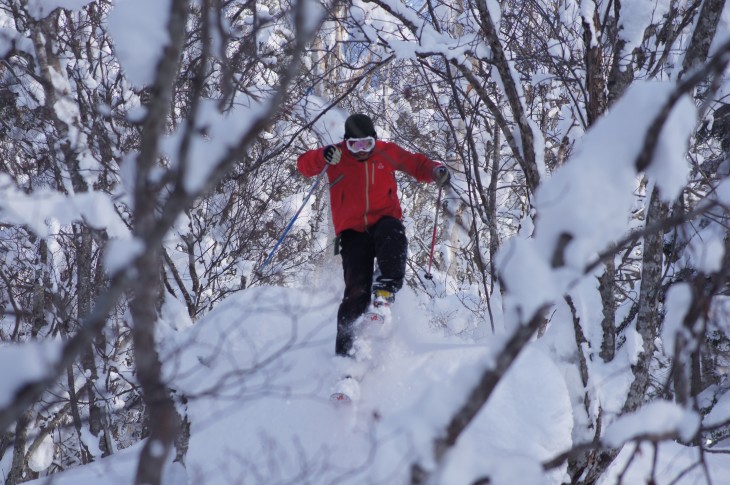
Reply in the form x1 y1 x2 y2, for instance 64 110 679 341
297 113 450 358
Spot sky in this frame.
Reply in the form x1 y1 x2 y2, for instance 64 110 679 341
2 0 730 484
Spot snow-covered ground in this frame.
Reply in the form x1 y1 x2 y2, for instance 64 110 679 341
162 284 573 484
16 284 730 485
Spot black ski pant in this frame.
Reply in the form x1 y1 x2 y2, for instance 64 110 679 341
336 216 407 356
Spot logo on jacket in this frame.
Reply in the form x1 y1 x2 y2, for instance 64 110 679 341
377 162 385 170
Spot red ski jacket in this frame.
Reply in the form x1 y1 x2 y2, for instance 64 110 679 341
297 140 441 235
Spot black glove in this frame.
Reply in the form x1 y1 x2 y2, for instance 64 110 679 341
433 165 451 187
323 145 342 165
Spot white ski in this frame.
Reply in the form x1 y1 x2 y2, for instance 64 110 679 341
330 375 361 403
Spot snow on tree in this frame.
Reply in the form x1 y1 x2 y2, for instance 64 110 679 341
0 1 729 484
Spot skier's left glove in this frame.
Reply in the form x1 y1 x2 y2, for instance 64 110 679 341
433 165 451 187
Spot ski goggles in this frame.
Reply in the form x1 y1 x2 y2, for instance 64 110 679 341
345 136 375 153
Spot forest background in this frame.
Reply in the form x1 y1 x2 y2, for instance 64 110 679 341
1 0 730 484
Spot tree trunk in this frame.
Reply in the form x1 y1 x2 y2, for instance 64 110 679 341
474 0 540 193
598 259 616 363
31 240 49 338
624 190 666 399
130 248 179 485
579 187 667 484
567 11 617 480
130 2 189 483
5 410 31 485
75 225 105 457
488 133 500 296
682 0 727 74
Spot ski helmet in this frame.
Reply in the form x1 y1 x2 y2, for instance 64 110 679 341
344 114 377 139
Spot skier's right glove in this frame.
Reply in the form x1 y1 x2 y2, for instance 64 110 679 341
323 145 342 165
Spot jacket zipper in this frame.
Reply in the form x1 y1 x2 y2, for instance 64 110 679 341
364 161 370 228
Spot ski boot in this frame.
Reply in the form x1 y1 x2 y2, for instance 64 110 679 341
372 289 395 308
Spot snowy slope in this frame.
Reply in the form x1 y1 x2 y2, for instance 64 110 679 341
20 285 569 484
166 285 573 484
21 284 730 484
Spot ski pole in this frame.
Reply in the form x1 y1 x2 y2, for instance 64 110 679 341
259 163 329 275
424 185 443 280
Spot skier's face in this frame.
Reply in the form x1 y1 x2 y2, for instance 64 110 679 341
351 149 373 161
